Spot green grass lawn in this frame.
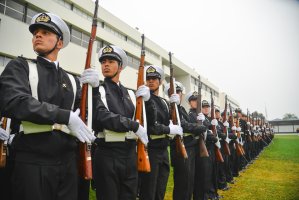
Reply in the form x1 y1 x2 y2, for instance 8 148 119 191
218 135 299 200
89 134 299 200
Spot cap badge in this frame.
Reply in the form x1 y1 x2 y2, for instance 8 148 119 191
36 13 51 23
146 66 156 73
102 46 113 53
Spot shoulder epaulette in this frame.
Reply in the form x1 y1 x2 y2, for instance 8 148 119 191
18 56 36 63
64 70 80 77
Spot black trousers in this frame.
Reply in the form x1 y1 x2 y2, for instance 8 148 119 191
217 144 228 189
12 157 78 200
171 143 195 200
77 178 90 200
193 143 217 200
93 142 138 200
139 147 169 200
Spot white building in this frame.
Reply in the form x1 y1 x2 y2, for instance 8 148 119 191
0 0 240 111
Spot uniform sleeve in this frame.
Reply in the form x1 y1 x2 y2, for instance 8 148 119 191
73 76 82 111
145 98 170 135
217 122 226 140
92 89 139 132
0 58 70 125
178 107 206 136
188 111 197 123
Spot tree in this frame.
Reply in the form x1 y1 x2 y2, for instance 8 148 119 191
282 113 298 120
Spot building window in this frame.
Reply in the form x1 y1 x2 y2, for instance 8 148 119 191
0 0 41 24
0 0 5 14
127 53 139 69
104 24 126 41
54 0 72 10
70 26 90 48
26 7 39 24
0 54 12 67
2 0 25 21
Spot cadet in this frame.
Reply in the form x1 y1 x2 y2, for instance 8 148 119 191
215 109 230 191
0 12 95 200
235 108 247 170
91 45 149 200
190 99 219 200
165 86 206 200
139 65 183 200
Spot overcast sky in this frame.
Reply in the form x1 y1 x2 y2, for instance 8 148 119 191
100 0 299 120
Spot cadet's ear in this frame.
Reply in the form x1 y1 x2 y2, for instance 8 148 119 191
56 38 63 49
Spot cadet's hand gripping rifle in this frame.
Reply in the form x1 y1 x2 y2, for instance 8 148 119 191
169 52 188 159
196 76 209 157
210 90 224 162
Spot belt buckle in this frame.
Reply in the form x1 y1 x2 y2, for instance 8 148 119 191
52 124 62 131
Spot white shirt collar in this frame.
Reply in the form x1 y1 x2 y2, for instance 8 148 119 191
40 57 59 69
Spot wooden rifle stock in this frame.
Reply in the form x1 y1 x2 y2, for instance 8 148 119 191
169 52 188 159
222 95 231 156
229 104 243 156
236 117 245 155
136 34 151 172
196 76 209 157
210 90 224 162
0 118 7 168
78 0 99 180
236 117 246 155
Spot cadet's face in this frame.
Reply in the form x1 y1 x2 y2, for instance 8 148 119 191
176 90 183 102
215 111 220 119
32 28 62 54
189 100 197 109
146 77 160 91
101 59 121 78
202 106 210 115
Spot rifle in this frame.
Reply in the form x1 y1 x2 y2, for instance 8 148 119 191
222 95 231 155
135 34 151 172
196 76 209 157
168 52 188 159
79 0 99 180
210 90 224 162
229 104 243 156
0 117 8 168
235 115 245 155
246 109 252 142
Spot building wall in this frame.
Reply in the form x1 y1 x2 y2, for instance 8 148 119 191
0 0 240 110
273 125 299 133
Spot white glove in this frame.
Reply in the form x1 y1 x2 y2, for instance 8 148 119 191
68 109 96 143
203 130 208 141
168 120 183 136
231 126 237 131
211 119 218 126
197 113 205 121
223 121 229 127
247 122 251 125
135 85 150 102
215 140 221 149
8 134 15 145
134 124 148 146
237 127 242 132
0 128 9 141
80 68 100 88
169 94 180 105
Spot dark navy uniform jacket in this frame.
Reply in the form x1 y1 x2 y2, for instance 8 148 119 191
0 56 81 165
